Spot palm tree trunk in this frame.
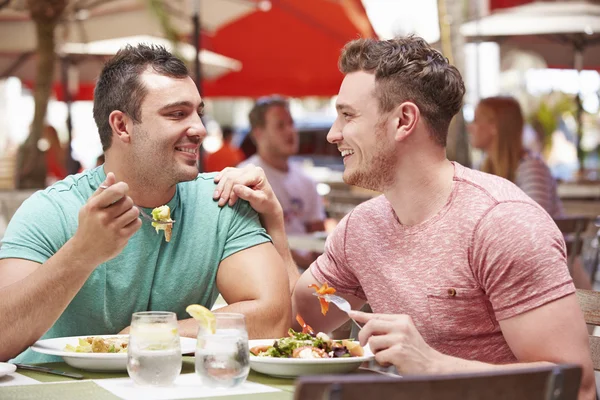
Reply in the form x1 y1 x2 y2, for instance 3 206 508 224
438 0 471 167
17 0 67 189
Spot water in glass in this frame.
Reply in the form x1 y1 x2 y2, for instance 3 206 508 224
127 311 182 386
195 313 249 388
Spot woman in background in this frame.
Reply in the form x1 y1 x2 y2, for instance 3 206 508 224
469 96 592 289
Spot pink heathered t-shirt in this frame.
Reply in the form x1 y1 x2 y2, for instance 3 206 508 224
311 162 574 364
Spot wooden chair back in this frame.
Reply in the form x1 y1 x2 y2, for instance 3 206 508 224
576 289 600 371
554 217 590 272
294 365 582 400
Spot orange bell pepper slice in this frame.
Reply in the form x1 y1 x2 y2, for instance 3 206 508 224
296 314 315 336
309 283 336 316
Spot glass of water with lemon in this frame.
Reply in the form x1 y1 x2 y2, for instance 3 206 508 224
187 305 250 388
127 311 182 386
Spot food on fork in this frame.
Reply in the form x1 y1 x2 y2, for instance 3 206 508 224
64 336 128 353
186 304 216 334
151 205 174 242
309 282 336 316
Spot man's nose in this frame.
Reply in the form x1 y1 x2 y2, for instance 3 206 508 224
189 114 207 141
327 119 342 144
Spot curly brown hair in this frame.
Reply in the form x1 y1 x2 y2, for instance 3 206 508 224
339 35 465 146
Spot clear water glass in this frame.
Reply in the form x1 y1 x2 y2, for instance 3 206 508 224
195 313 250 388
127 311 182 386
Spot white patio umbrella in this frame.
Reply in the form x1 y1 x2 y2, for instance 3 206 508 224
0 36 242 83
460 1 600 71
460 1 600 170
0 0 261 53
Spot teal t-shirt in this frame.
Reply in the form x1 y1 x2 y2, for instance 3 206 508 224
0 166 271 363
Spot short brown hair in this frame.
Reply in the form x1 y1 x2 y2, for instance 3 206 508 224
93 44 189 151
339 35 465 146
248 95 289 131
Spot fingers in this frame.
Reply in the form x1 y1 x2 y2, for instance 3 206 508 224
103 195 135 220
93 182 130 209
350 311 400 324
216 175 236 207
213 165 264 207
113 203 140 229
367 333 400 355
119 212 142 237
91 172 117 198
232 184 265 205
357 314 413 345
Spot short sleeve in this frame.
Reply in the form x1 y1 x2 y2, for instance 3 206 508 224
472 201 574 320
0 191 70 264
310 212 365 299
220 199 272 261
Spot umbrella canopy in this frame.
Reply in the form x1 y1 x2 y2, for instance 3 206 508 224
460 1 600 70
202 0 376 97
0 0 261 53
0 35 242 100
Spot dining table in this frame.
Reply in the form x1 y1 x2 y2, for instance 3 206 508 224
0 357 390 400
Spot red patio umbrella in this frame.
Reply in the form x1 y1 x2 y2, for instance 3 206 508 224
490 0 534 11
203 0 376 97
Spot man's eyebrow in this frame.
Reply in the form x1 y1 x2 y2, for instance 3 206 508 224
159 101 196 112
336 103 355 112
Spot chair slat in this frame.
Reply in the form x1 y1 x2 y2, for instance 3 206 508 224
576 289 600 326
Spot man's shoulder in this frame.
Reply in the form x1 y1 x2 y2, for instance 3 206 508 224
23 168 100 209
179 172 218 200
454 163 535 205
346 195 390 223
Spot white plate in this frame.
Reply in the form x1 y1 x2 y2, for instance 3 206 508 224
30 335 196 372
248 339 374 378
0 362 17 377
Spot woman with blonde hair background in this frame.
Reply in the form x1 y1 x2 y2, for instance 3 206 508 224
469 96 592 289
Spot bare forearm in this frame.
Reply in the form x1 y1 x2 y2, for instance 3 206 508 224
434 353 551 374
217 300 290 339
0 240 97 361
260 213 300 294
177 301 290 340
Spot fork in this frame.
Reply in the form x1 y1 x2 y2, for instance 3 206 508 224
99 185 175 225
313 293 363 331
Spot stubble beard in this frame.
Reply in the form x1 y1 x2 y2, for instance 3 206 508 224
343 126 397 192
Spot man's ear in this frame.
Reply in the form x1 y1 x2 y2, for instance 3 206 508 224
251 128 263 144
108 110 132 144
392 102 420 142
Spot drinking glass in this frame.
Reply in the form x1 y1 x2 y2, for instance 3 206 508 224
127 311 182 386
195 313 250 388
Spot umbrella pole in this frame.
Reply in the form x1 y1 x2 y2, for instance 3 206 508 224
60 55 78 175
193 0 204 173
574 45 584 176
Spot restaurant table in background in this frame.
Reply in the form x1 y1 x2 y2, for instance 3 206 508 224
0 358 392 400
287 232 327 254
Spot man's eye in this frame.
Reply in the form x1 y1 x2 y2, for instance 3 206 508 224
170 111 185 118
342 112 352 119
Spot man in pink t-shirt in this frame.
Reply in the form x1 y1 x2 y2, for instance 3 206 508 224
213 35 594 399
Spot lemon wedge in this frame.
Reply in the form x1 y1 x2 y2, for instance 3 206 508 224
186 304 216 334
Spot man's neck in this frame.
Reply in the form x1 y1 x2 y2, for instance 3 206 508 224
103 159 176 209
383 156 455 227
257 151 289 172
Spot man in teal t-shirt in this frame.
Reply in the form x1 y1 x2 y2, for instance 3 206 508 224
0 44 291 363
